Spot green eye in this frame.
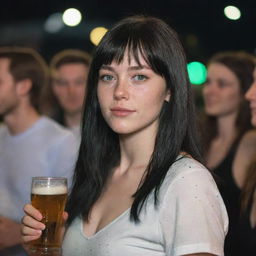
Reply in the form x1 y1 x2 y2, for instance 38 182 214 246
134 75 147 81
101 75 114 81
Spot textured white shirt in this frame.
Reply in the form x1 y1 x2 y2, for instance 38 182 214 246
62 157 228 256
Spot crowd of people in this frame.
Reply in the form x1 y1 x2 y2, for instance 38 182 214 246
0 14 255 256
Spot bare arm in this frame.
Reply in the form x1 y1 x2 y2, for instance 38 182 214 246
233 129 256 188
0 216 23 250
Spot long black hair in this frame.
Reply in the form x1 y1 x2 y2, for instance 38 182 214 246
66 15 202 224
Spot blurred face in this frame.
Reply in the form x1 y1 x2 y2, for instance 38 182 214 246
97 51 170 135
52 63 89 115
245 67 256 126
0 58 19 117
203 63 242 117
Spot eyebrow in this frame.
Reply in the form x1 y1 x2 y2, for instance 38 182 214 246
100 65 151 71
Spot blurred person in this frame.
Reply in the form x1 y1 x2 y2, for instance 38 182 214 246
201 51 255 256
0 47 77 256
42 49 91 140
231 64 256 255
21 15 228 256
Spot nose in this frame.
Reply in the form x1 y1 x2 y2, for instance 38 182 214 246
245 83 256 101
113 78 129 100
67 83 77 95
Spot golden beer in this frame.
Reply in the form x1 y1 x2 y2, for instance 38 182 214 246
29 177 67 255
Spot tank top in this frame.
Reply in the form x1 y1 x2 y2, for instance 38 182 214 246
212 140 256 255
236 196 256 255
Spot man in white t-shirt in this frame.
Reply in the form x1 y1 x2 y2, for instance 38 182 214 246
0 47 78 256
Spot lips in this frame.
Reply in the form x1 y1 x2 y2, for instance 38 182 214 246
110 107 136 117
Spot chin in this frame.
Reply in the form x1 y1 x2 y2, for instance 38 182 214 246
110 124 137 135
66 108 81 114
111 127 132 135
205 108 219 116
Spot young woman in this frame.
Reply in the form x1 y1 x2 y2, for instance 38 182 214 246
233 65 256 255
21 15 228 256
201 52 255 256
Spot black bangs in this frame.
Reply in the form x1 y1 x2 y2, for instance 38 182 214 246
93 20 167 78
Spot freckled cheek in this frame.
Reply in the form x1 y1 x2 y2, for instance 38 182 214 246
97 92 112 115
139 94 166 114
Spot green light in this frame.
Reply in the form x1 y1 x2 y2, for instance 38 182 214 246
187 62 207 85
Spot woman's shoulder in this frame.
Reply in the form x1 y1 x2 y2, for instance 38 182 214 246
166 155 210 181
238 129 256 152
233 129 256 187
158 156 228 256
159 156 215 197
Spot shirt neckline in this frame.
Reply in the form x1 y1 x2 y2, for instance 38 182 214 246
79 207 131 240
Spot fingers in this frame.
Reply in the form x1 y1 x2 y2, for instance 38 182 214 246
21 225 42 236
21 204 45 244
23 204 43 221
21 215 45 230
63 211 68 222
22 232 41 244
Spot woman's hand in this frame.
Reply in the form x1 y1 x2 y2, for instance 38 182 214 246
21 204 45 244
21 204 68 248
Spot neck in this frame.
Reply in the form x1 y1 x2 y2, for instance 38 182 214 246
64 111 81 128
216 112 238 141
117 124 158 174
4 105 40 135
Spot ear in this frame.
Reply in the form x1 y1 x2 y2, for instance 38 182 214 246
16 79 32 96
165 89 171 102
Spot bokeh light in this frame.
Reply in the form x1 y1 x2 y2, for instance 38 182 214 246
90 27 108 46
187 62 207 85
62 8 82 27
44 13 64 33
224 6 241 20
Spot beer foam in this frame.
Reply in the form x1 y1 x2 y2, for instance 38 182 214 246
32 185 67 195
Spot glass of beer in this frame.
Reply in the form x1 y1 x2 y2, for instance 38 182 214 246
29 177 68 255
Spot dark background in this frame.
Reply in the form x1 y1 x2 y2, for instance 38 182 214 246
0 0 255 63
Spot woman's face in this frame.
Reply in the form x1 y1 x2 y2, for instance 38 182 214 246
97 51 170 135
245 67 256 126
203 63 242 117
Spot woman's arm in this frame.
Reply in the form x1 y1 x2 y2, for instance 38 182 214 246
233 129 256 188
0 216 23 250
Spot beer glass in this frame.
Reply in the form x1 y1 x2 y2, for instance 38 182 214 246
29 177 68 255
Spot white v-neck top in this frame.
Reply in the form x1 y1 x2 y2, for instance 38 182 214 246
62 157 228 256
